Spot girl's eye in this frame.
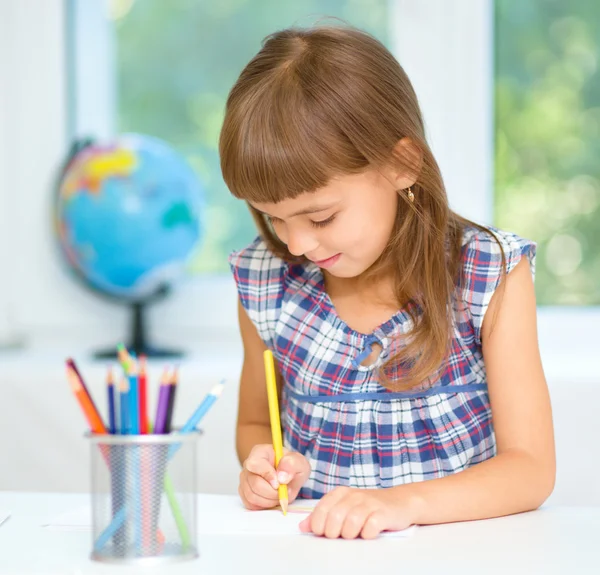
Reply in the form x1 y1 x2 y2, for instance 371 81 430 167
311 215 336 229
268 216 283 226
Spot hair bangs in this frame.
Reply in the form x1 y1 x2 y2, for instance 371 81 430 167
220 70 369 205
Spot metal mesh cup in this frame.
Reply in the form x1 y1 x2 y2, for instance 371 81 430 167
88 431 199 565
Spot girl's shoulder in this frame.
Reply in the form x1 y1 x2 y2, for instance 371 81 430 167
228 236 318 347
460 223 536 277
458 224 537 343
228 235 289 281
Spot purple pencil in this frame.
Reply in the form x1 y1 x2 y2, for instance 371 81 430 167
153 369 172 434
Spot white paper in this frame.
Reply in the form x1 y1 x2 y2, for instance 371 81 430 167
197 497 416 538
42 496 416 538
42 505 91 531
0 511 10 527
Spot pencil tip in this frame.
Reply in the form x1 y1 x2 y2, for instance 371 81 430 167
211 381 226 397
280 498 288 516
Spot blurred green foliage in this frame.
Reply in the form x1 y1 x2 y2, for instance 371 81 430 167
113 0 599 304
113 0 388 273
495 0 600 304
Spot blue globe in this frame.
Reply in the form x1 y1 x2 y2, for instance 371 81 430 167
55 134 204 302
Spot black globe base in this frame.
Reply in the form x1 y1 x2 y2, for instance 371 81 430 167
93 344 183 361
91 300 185 361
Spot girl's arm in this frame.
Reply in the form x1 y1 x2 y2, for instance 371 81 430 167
236 300 311 509
401 256 556 523
235 299 279 464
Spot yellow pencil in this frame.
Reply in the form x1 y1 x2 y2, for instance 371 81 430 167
263 349 288 515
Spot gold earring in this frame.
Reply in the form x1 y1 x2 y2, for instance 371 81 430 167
407 187 414 203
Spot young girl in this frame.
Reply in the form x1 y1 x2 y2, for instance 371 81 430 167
220 25 555 539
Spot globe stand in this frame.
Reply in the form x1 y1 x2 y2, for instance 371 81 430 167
93 300 183 360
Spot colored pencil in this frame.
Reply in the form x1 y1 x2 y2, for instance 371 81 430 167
107 368 117 434
154 369 172 435
115 377 130 554
263 350 288 515
164 369 178 433
167 380 225 460
66 358 102 426
127 360 140 435
125 357 142 551
66 365 107 434
179 380 225 433
118 377 130 435
116 343 133 373
139 356 149 434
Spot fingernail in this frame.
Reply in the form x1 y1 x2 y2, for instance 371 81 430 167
277 472 289 483
270 479 279 489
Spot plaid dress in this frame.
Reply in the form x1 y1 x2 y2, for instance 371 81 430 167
229 225 536 498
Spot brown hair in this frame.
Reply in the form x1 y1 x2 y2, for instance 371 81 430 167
219 25 502 391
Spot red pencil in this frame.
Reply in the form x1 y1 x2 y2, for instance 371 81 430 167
139 355 148 434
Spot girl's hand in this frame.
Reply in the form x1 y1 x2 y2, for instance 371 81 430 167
299 486 420 539
239 444 311 510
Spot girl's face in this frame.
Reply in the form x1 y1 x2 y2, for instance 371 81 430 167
250 169 399 279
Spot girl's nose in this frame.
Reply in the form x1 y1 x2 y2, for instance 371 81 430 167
286 227 318 257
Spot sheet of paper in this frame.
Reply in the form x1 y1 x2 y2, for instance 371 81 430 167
41 496 416 538
42 505 91 531
197 496 416 538
0 511 10 527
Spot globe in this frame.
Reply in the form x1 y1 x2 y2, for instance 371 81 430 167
55 133 204 358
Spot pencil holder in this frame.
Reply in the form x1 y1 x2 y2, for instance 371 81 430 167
88 431 200 565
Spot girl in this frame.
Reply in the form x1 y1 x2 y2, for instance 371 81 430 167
220 25 555 539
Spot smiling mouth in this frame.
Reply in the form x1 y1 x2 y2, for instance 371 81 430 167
310 253 341 268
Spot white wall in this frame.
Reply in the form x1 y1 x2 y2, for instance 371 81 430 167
0 2 24 346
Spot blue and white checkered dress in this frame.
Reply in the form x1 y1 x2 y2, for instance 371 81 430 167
229 225 536 498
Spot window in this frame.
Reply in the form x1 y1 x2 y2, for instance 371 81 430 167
495 0 600 306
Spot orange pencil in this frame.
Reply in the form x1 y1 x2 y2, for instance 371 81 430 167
66 365 107 434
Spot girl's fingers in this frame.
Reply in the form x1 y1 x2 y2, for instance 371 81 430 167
340 504 372 539
244 457 279 489
360 510 386 540
303 486 350 536
239 472 279 509
277 452 311 485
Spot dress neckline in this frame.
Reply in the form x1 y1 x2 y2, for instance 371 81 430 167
305 262 417 340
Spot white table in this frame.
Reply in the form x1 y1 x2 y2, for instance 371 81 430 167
0 493 599 574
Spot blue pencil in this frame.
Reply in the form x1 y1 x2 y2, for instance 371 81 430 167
181 380 226 433
127 361 140 435
119 378 130 435
167 380 226 459
124 360 142 552
107 368 117 434
113 377 130 554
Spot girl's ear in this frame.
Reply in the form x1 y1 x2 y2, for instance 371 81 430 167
388 137 423 190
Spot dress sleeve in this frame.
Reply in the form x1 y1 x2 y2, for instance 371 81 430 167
461 226 537 345
228 237 289 349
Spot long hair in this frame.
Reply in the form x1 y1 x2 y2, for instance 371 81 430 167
219 25 502 391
